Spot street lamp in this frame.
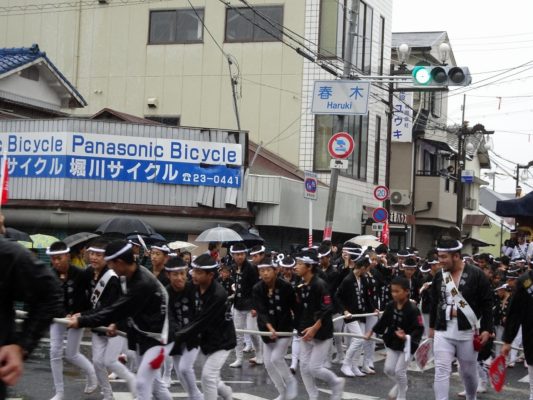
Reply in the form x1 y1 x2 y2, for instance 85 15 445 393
516 160 533 197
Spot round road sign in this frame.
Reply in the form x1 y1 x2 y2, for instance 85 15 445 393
328 132 355 159
373 185 390 201
373 207 389 223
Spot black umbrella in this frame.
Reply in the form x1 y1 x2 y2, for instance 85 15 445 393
127 232 167 246
5 227 32 242
63 232 100 248
95 217 156 237
227 224 264 246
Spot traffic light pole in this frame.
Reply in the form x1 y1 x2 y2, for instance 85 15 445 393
323 0 358 241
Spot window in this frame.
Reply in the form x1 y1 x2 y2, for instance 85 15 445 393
145 116 180 126
431 91 442 118
378 16 385 75
374 115 381 184
318 0 345 58
149 9 204 44
225 6 283 42
314 114 369 180
355 1 373 74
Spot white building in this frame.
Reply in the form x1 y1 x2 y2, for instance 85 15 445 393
0 0 393 247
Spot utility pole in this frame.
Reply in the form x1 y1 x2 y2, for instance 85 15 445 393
323 0 359 241
455 94 466 232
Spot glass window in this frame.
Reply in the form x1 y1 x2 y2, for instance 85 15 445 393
314 114 369 180
374 115 381 184
149 9 204 44
318 0 344 58
378 16 385 75
225 6 283 42
355 2 373 74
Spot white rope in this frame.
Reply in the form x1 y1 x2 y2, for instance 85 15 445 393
332 312 383 322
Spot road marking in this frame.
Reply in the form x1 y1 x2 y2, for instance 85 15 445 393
318 388 380 400
519 374 530 383
233 393 272 400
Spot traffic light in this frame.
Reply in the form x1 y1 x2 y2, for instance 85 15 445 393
411 66 472 86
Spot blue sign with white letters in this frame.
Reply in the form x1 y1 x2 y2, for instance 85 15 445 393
0 132 243 188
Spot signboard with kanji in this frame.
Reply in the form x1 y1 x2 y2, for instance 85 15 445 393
312 80 371 115
392 91 413 143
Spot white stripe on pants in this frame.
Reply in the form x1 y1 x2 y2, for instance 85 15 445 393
299 338 340 399
172 346 203 400
233 308 263 362
363 315 378 368
200 349 231 400
92 334 137 397
263 338 293 397
343 320 364 368
136 343 174 400
384 348 408 400
433 333 478 400
49 322 95 394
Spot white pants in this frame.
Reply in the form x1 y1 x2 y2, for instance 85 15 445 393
343 320 364 368
433 333 478 400
172 346 203 400
49 322 95 394
510 327 523 365
233 308 262 362
263 338 295 397
136 343 174 400
423 313 431 338
299 338 340 399
290 331 301 369
331 314 344 360
384 348 408 400
200 349 232 400
362 315 378 368
92 334 136 398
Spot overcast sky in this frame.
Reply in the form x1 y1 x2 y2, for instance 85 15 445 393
392 0 533 194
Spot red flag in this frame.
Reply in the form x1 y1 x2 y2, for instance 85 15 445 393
0 156 8 205
380 221 389 246
489 355 506 392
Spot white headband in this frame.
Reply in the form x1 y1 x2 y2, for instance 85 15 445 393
165 265 187 272
318 249 331 258
257 263 275 269
230 245 248 254
279 259 296 268
191 261 218 270
295 256 318 264
436 242 463 252
87 247 106 253
46 247 70 256
249 245 266 255
104 243 133 261
151 245 170 253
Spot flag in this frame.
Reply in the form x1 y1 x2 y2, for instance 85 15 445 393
489 355 506 392
0 154 8 205
380 221 389 246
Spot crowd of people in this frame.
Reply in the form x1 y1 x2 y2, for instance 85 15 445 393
2 220 533 400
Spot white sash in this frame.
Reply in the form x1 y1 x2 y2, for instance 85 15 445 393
442 270 479 330
91 268 117 308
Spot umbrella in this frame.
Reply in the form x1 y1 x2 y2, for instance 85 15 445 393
95 217 156 237
348 234 382 248
63 232 100 248
5 227 31 242
195 227 243 243
127 232 167 246
167 240 197 252
228 224 264 243
30 234 59 249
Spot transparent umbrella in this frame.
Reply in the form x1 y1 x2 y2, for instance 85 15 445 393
195 227 243 243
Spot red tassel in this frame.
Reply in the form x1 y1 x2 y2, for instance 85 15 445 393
149 348 165 369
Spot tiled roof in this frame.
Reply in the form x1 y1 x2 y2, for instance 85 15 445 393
91 108 163 125
0 44 86 106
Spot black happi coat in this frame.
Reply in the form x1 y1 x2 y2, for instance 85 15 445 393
252 278 296 344
168 281 199 355
83 266 122 335
174 279 236 355
372 300 424 353
503 270 533 365
336 272 377 322
78 265 168 355
55 264 91 315
295 274 334 340
429 264 494 334
233 261 259 311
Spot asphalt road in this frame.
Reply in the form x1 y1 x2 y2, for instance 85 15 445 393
6 337 531 400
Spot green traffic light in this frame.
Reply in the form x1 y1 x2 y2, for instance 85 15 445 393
412 66 431 85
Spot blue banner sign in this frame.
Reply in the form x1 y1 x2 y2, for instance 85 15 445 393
0 132 243 188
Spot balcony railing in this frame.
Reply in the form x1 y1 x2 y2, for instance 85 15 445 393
416 170 457 193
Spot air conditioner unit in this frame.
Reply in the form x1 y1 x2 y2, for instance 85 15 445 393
465 198 477 210
390 190 411 205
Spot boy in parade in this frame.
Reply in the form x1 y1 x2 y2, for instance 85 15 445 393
69 240 172 400
46 241 97 400
365 276 424 400
172 254 236 400
165 256 203 400
252 255 298 400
